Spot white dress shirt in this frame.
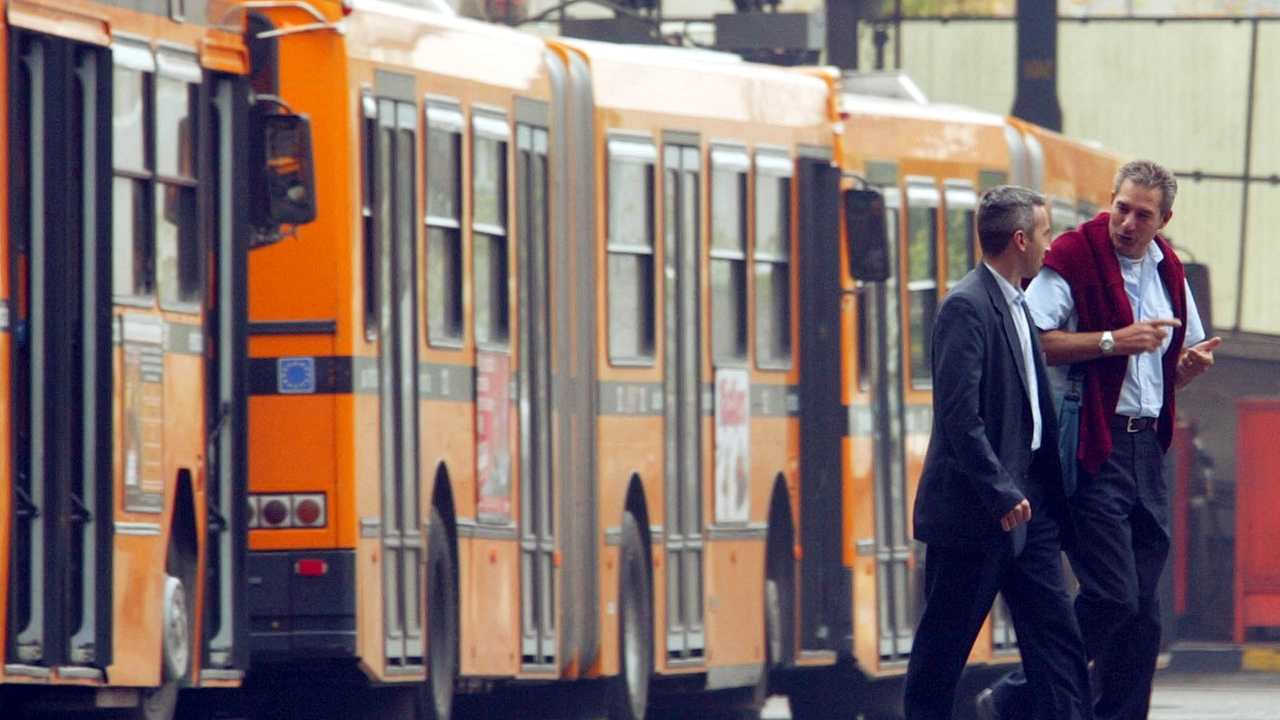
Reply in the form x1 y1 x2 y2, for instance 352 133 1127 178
1025 241 1206 418
985 263 1042 451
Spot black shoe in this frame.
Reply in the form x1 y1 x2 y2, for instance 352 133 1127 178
975 688 1001 720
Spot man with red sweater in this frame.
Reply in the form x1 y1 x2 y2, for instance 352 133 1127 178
977 159 1220 720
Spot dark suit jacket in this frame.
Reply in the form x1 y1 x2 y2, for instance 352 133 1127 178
912 265 1076 552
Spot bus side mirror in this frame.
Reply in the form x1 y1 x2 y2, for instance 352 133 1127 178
257 113 317 227
843 188 890 282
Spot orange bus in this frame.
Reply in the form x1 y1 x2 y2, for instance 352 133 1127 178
234 1 885 717
0 0 314 718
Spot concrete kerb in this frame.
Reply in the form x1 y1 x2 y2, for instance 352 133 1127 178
1163 642 1280 674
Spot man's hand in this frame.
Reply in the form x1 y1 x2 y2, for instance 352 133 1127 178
1177 336 1221 389
1001 500 1031 532
1113 318 1182 355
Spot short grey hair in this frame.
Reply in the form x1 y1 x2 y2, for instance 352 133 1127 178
977 185 1046 257
1114 159 1178 216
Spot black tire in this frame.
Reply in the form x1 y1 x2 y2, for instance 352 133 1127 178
421 506 458 720
610 511 653 720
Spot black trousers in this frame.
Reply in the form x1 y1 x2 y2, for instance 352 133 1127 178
903 488 1091 720
990 422 1169 720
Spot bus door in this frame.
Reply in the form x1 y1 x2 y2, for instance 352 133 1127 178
661 138 704 663
368 77 424 667
515 100 556 670
203 74 252 675
869 165 914 661
8 31 113 674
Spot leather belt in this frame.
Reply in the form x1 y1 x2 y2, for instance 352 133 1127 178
1113 415 1157 433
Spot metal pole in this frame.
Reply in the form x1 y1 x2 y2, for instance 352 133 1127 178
1011 0 1062 132
827 0 859 71
893 0 902 69
1234 18 1259 332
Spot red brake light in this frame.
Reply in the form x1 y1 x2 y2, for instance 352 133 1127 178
295 499 322 525
295 559 328 576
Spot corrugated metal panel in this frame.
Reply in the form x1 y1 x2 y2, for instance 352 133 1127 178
896 20 1014 117
1251 23 1280 175
1162 180 1243 334
1241 184 1280 333
1060 21 1251 175
894 18 1280 335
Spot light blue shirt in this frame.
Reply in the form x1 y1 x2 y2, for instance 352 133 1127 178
985 263 1042 451
1025 241 1206 418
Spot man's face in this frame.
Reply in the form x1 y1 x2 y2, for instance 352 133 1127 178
1109 179 1171 259
1021 205 1052 279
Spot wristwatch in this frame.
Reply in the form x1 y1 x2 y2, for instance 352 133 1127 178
1099 330 1115 356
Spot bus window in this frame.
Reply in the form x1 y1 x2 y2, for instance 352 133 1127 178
754 149 792 370
905 179 939 389
361 89 378 337
424 100 464 347
943 180 976 293
711 145 749 365
155 49 201 311
473 109 510 349
112 41 155 302
606 135 657 364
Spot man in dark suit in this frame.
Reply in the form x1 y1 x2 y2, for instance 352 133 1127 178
902 186 1092 720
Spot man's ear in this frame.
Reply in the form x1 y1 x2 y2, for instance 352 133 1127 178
1160 210 1173 229
1013 229 1029 251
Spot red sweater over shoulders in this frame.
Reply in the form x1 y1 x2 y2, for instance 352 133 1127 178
1040 213 1187 474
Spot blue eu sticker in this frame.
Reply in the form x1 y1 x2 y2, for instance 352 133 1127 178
278 357 316 394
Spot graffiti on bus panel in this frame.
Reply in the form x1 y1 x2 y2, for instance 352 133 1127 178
476 352 513 523
714 369 751 524
123 315 165 513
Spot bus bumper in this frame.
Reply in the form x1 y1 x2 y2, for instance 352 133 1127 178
247 549 357 660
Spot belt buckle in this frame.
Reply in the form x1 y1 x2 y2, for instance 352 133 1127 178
1126 416 1143 433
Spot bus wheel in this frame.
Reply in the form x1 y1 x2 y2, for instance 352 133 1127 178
764 579 782 671
421 506 458 720
161 575 192 683
127 571 189 720
610 511 652 720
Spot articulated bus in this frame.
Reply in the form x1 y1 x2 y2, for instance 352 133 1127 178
236 0 876 716
234 2 1136 719
0 0 315 718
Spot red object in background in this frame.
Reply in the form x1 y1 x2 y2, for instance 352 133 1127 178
1172 419 1193 617
1234 397 1280 642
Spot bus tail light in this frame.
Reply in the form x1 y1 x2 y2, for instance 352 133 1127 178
292 494 326 528
247 493 327 529
261 496 292 527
